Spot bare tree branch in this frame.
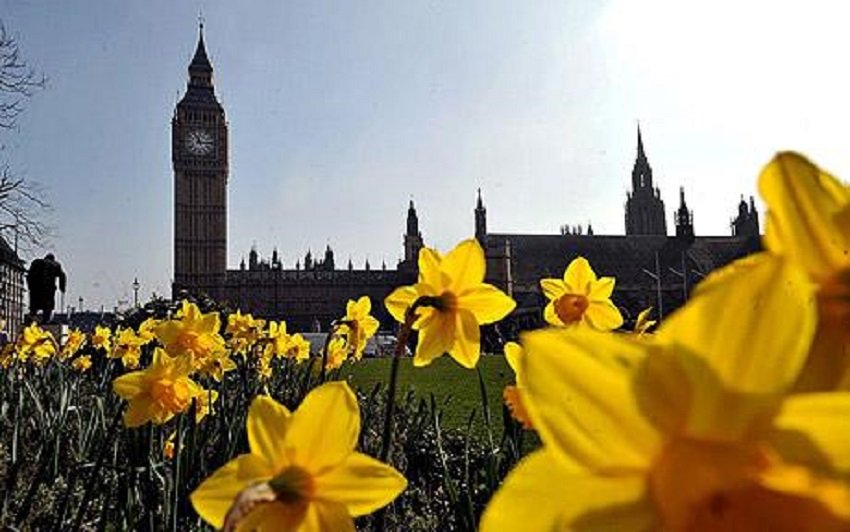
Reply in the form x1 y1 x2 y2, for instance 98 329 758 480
0 19 52 252
0 21 46 130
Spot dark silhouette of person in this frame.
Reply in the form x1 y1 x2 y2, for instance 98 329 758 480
27 253 66 323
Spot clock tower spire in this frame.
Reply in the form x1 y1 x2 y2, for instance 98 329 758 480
172 23 228 300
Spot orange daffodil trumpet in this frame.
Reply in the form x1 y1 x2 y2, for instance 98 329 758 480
191 382 406 531
483 256 850 530
540 256 623 330
755 152 850 390
385 239 516 368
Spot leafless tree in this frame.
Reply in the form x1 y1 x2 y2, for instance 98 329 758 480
0 19 51 252
0 21 46 130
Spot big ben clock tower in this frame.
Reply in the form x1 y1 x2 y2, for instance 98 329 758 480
172 24 228 299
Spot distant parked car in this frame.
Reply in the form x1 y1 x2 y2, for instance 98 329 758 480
299 332 411 358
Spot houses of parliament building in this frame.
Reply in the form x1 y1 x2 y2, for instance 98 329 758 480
172 27 759 331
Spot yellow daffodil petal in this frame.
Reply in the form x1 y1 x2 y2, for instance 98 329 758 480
563 256 597 294
247 396 292 471
672 348 783 441
795 326 850 392
286 382 359 473
658 255 816 396
442 238 486 292
770 393 850 476
191 454 273 529
543 301 564 327
539 278 566 300
457 284 516 324
522 328 661 470
112 372 146 399
124 400 154 428
417 247 443 289
584 299 624 331
384 285 419 323
449 309 481 369
589 276 615 300
480 449 655 532
304 500 355 532
759 152 850 276
413 312 454 367
313 452 407 516
504 341 522 376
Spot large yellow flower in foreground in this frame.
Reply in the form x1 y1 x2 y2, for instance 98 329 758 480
191 382 407 531
385 239 515 368
757 152 850 390
540 256 623 330
113 347 206 427
341 296 380 360
483 258 850 531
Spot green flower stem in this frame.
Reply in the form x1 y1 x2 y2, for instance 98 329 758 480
378 296 438 463
170 412 184 532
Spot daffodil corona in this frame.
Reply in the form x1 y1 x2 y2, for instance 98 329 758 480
385 239 515 368
482 258 850 531
191 382 407 531
540 256 623 330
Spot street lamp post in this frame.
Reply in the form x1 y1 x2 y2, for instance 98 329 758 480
132 277 140 308
641 251 664 320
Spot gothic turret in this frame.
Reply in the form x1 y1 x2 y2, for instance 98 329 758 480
625 125 667 235
401 199 424 271
732 195 760 237
675 187 694 239
475 188 487 246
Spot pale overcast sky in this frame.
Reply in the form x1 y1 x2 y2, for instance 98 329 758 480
2 0 849 309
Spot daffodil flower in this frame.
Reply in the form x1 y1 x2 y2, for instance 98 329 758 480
191 382 407 531
540 256 623 330
155 301 228 376
112 347 208 427
341 296 380 360
483 258 850 530
385 239 516 368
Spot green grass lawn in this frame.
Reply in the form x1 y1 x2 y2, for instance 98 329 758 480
340 354 514 435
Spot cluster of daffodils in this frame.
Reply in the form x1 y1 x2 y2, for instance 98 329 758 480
481 152 850 530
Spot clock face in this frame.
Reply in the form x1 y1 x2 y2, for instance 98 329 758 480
185 129 215 156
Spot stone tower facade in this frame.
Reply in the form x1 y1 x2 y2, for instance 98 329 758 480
172 25 228 299
400 200 423 271
625 127 667 235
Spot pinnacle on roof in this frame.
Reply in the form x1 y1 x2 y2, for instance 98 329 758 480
637 123 646 159
476 188 485 210
190 22 213 72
